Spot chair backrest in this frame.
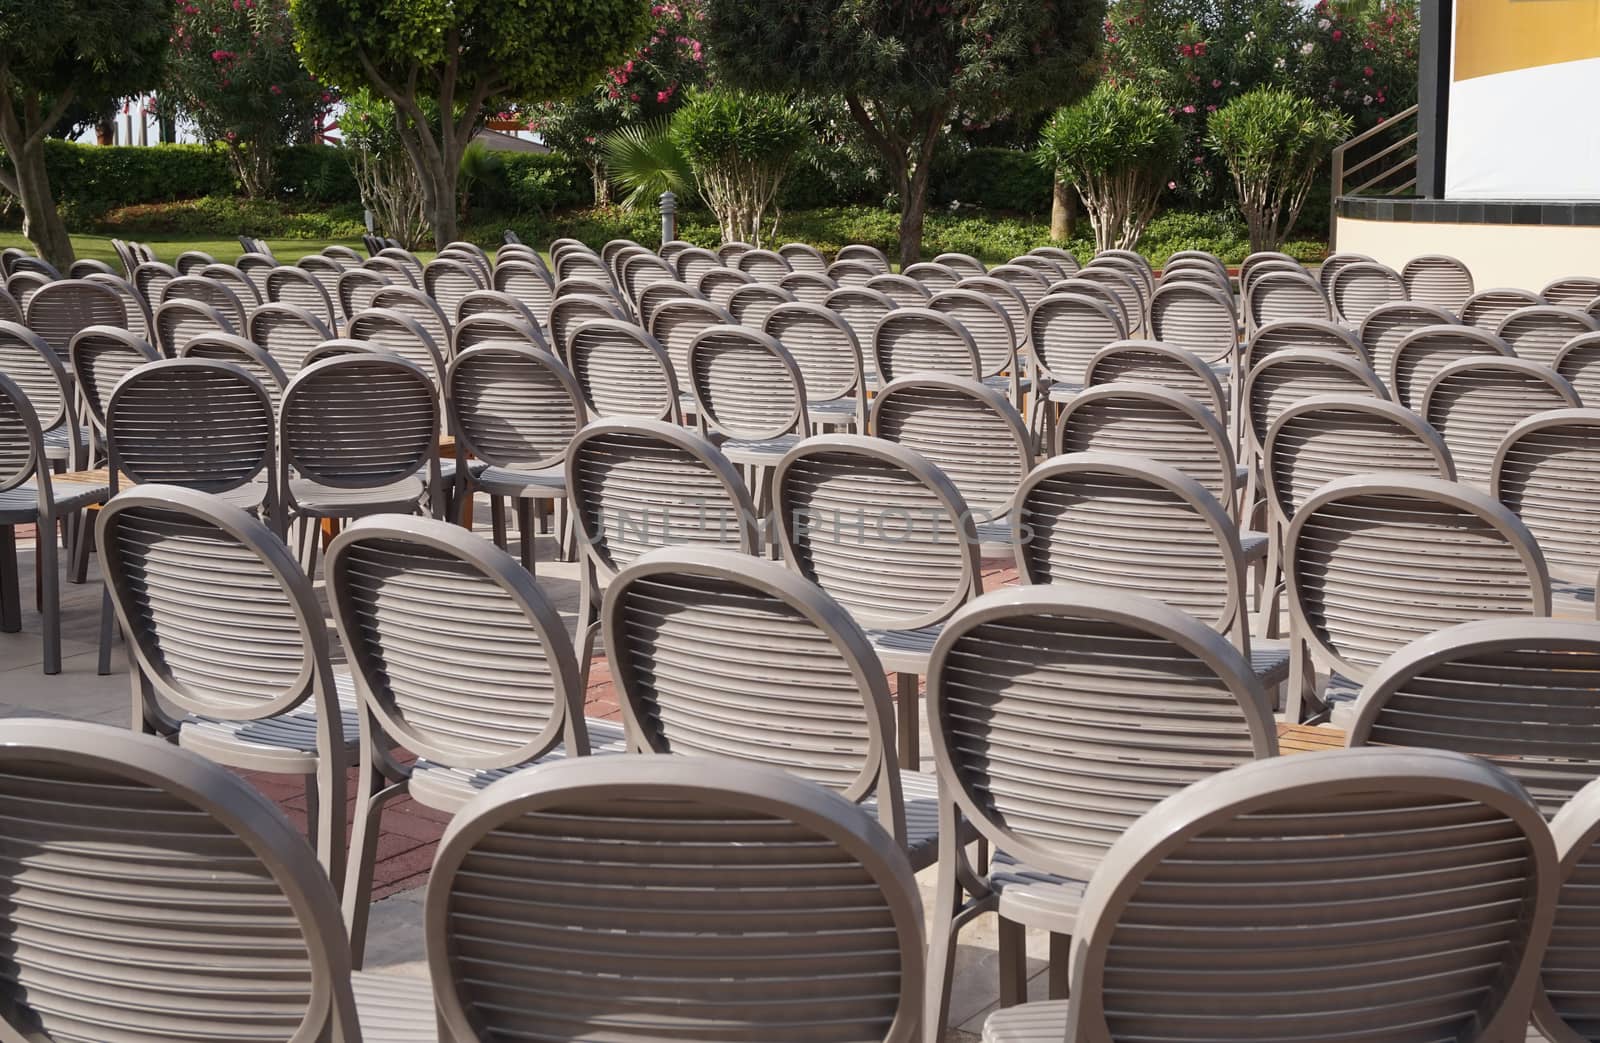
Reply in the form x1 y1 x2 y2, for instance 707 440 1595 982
69 325 161 432
606 547 905 826
1539 775 1600 1042
673 246 722 284
1495 304 1600 368
1056 383 1238 507
1243 347 1388 453
0 371 44 496
426 755 923 1043
902 262 961 293
1148 280 1237 364
1246 269 1330 329
344 307 447 387
1031 245 1082 273
825 287 898 366
1082 339 1228 420
928 585 1274 883
778 242 829 274
870 375 1030 523
174 249 216 275
0 321 71 435
649 296 734 388
776 270 836 306
132 260 179 306
926 287 1016 378
1242 317 1369 373
1359 301 1459 392
370 284 452 356
567 417 758 580
864 273 930 310
726 282 797 329
567 319 681 424
279 353 438 490
1351 619 1600 818
1421 356 1582 488
453 289 539 329
1402 253 1475 311
826 258 879 288
334 267 391 322
423 256 486 322
1554 330 1600 401
107 358 275 495
1029 292 1127 386
636 280 702 330
548 293 630 366
1072 265 1146 333
601 238 643 275
0 718 361 1040
619 251 679 306
447 342 585 470
1007 253 1067 281
688 325 809 441
1285 473 1550 683
1541 274 1600 309
327 515 588 768
1240 251 1302 292
199 262 263 307
98 485 337 724
1390 323 1515 410
452 312 547 355
1014 452 1253 642
245 302 334 377
1263 394 1454 526
735 247 793 284
986 263 1051 314
492 258 555 326
23 278 131 362
773 434 980 632
376 246 424 280
933 251 985 277
1462 287 1546 331
84 272 154 340
699 266 758 306
1061 746 1555 1043
4 270 51 308
164 273 250 332
554 247 613 286
1328 259 1407 324
762 301 863 406
836 243 891 273
236 252 278 298
153 297 236 357
1492 407 1600 583
0 285 19 325
1088 255 1153 307
178 332 289 407
872 307 980 382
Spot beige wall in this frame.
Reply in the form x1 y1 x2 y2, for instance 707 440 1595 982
1335 216 1600 291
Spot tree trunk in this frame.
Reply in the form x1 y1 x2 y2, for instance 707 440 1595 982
11 141 73 268
899 165 932 270
592 165 612 206
422 157 459 248
1050 177 1075 242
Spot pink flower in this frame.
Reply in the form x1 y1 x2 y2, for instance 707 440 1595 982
1331 29 1342 40
1167 180 1177 189
657 90 670 102
1182 104 1196 114
1178 43 1193 57
1206 104 1217 112
1363 65 1373 76
1211 78 1222 88
269 84 282 94
629 92 639 101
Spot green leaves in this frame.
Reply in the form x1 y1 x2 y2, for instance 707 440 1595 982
671 87 809 170
1038 82 1182 181
1204 86 1350 182
603 116 695 208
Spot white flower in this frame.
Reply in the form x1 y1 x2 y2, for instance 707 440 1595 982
1274 57 1287 68
949 199 961 211
1300 42 1315 54
1317 17 1330 28
1244 30 1256 41
1363 94 1373 105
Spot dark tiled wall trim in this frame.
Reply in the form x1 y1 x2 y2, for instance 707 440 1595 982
1338 196 1600 226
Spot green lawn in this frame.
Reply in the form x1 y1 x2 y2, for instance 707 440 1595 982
0 232 372 269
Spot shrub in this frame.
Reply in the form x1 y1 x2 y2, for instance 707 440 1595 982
602 118 695 210
671 88 810 246
1038 83 1183 251
1206 87 1350 252
275 145 360 204
932 147 1052 214
498 152 592 214
40 141 234 221
91 196 367 239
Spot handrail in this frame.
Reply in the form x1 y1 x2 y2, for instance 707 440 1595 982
1329 103 1420 249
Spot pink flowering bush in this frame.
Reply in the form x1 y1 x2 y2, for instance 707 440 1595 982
163 0 334 197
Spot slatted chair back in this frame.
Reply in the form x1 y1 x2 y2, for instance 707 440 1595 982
902 262 962 292
245 303 333 377
1285 473 1550 687
0 286 18 325
1401 253 1474 311
1245 269 1330 330
776 270 836 306
426 755 924 1043
554 247 612 286
1537 776 1600 1042
0 371 42 499
927 288 1016 379
735 247 793 284
673 246 722 285
1541 275 1600 309
568 319 681 423
369 284 452 358
4 271 50 309
1239 250 1301 289
447 342 584 473
453 289 539 329
320 245 363 268
69 326 161 434
928 586 1274 886
1056 383 1237 508
650 296 735 389
298 339 384 367
1029 292 1126 388
1165 249 1228 278
1263 394 1454 528
827 258 879 288
1462 287 1546 331
452 313 547 355
656 240 692 269
343 307 448 387
601 238 643 275
778 242 829 274
296 254 349 302
361 256 416 290
1359 301 1458 392
1390 323 1515 410
548 293 629 367
1315 250 1375 296
84 272 154 341
1048 276 1132 332
1039 746 1555 1043
336 267 391 321
698 266 757 308
1030 245 1081 273
1328 260 1407 325
726 283 797 330
1555 331 1600 402
492 258 556 326
637 280 703 330
197 263 262 308
1491 408 1600 584
133 261 179 307
1095 247 1155 284
986 263 1052 315
0 321 71 435
773 434 980 632
606 244 652 288
23 278 130 363
154 297 236 357
236 252 278 300
423 257 486 326
1244 348 1388 455
865 273 930 310
1083 339 1228 420
620 251 679 306
873 307 981 383
835 243 890 273
555 277 631 321
871 374 1029 534
825 287 898 373
1006 253 1066 281
1238 317 1371 375
763 302 864 412
1495 304 1600 368
0 719 361 1042
933 252 986 277
1421 356 1582 488
1148 279 1237 365
567 418 758 581
264 266 337 330
688 325 809 443
1073 265 1147 334
376 247 424 282
173 250 215 276
178 333 289 409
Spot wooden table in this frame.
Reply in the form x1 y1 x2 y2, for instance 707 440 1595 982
1277 722 1346 753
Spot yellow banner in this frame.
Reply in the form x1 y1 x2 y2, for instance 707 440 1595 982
1455 0 1600 80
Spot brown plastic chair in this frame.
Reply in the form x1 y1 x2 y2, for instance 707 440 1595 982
1071 265 1146 335
736 247 793 284
865 272 931 310
452 288 539 329
1542 274 1600 309
1537 774 1600 1041
69 325 161 452
0 284 19 325
987 264 1052 316
555 246 613 286
1420 356 1582 489
1007 253 1067 281
1148 279 1237 371
548 292 630 367
673 245 722 284
1493 408 1600 587
619 250 679 306
0 718 368 1039
1359 300 1459 394
245 302 335 377
23 278 130 364
1241 317 1371 375
700 265 759 306
779 241 830 274
165 273 250 332
1328 259 1407 325
423 256 485 324
325 513 622 965
928 287 1025 400
1462 287 1546 331
1029 293 1127 432
649 295 734 393
1554 331 1600 401
84 271 154 341
934 251 986 277
1242 348 1387 468
0 320 82 470
491 257 555 327
198 262 263 308
1284 472 1550 723
1239 251 1303 294
772 434 982 769
827 258 881 288
567 318 682 423
452 311 547 356
687 325 810 500
154 297 236 357
826 285 898 383
236 250 278 299
605 545 949 869
764 301 867 429
97 486 355 882
1402 252 1475 311
726 282 797 329
1245 268 1330 331
1496 304 1600 368
777 269 837 305
923 585 1275 1040
1390 323 1515 410
1316 250 1374 295
132 260 179 306
981 746 1556 1043
408 754 923 1042
1083 339 1229 422
1350 618 1600 817
636 280 702 330
174 249 217 275
902 262 962 292
4 270 52 309
369 284 451 360
1030 245 1081 273
179 332 290 410
837 243 891 273
345 306 447 388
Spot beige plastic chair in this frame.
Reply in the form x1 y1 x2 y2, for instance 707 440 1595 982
548 291 630 366
236 250 278 298
198 262 262 308
923 585 1274 1041
247 301 335 377
700 265 759 306
1462 287 1546 331
369 284 451 359
344 306 448 388
1239 251 1304 293
1317 250 1375 296
179 332 290 409
1536 774 1600 1042
619 250 679 306
1327 258 1407 325
927 287 1024 403
492 257 555 326
554 245 613 285
163 274 251 333
736 246 793 283
1493 407 1600 590
772 434 982 770
336 267 390 321
1554 331 1600 401
1359 300 1459 393
1007 253 1067 281
1541 274 1600 309
1350 618 1600 817
1030 245 1081 273
325 513 623 965
826 285 898 387
777 269 837 305
764 300 867 429
1391 322 1515 410
873 306 981 384
423 256 486 324
69 325 161 454
97 486 356 882
1083 339 1229 422
1496 304 1600 368
1072 265 1146 334
1284 472 1550 723
1245 268 1329 331
1242 348 1388 478
1243 317 1370 375
453 288 539 328
0 321 83 471
636 279 703 330
1421 356 1582 488
24 278 130 364
838 243 892 273
84 271 154 340
866 272 932 309
451 311 547 355
1147 279 1237 376
605 545 948 869
1028 292 1127 445
987 263 1052 315
981 746 1557 1043
779 241 829 274
672 244 722 284
133 260 179 306
687 326 809 505
650 295 735 394
1402 252 1475 311
726 282 797 328
1047 276 1130 334
401 755 924 1043
829 258 881 288
935 251 986 277
568 318 682 423
903 261 962 292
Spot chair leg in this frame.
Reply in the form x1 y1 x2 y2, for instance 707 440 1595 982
997 916 1027 1008
1048 932 1070 1000
1286 627 1308 724
70 508 92 584
0 525 19 633
313 755 347 896
922 798 965 1043
38 525 60 675
896 672 920 772
515 497 536 575
343 760 406 970
490 495 507 552
96 587 115 676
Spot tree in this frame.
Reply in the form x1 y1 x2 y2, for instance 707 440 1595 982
291 0 652 246
703 0 1105 267
165 0 334 198
0 0 171 266
339 87 430 248
673 88 808 245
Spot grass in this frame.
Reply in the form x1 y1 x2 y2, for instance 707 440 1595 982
0 232 370 269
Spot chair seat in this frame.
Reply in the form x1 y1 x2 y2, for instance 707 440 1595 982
990 849 1088 934
865 624 943 674
289 475 426 517
975 515 1014 549
1325 671 1363 729
41 422 86 462
439 458 489 483
178 675 361 772
352 969 437 1043
862 769 943 872
0 482 109 523
718 434 802 466
1251 638 1291 688
474 464 567 499
808 397 860 422
982 999 1071 1043
409 717 628 813
983 374 1032 394
1045 382 1084 403
1239 529 1268 561
207 479 269 512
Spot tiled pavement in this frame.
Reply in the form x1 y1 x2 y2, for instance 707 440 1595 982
0 512 1028 1040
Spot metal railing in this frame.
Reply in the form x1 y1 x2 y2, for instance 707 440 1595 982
1329 103 1419 248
